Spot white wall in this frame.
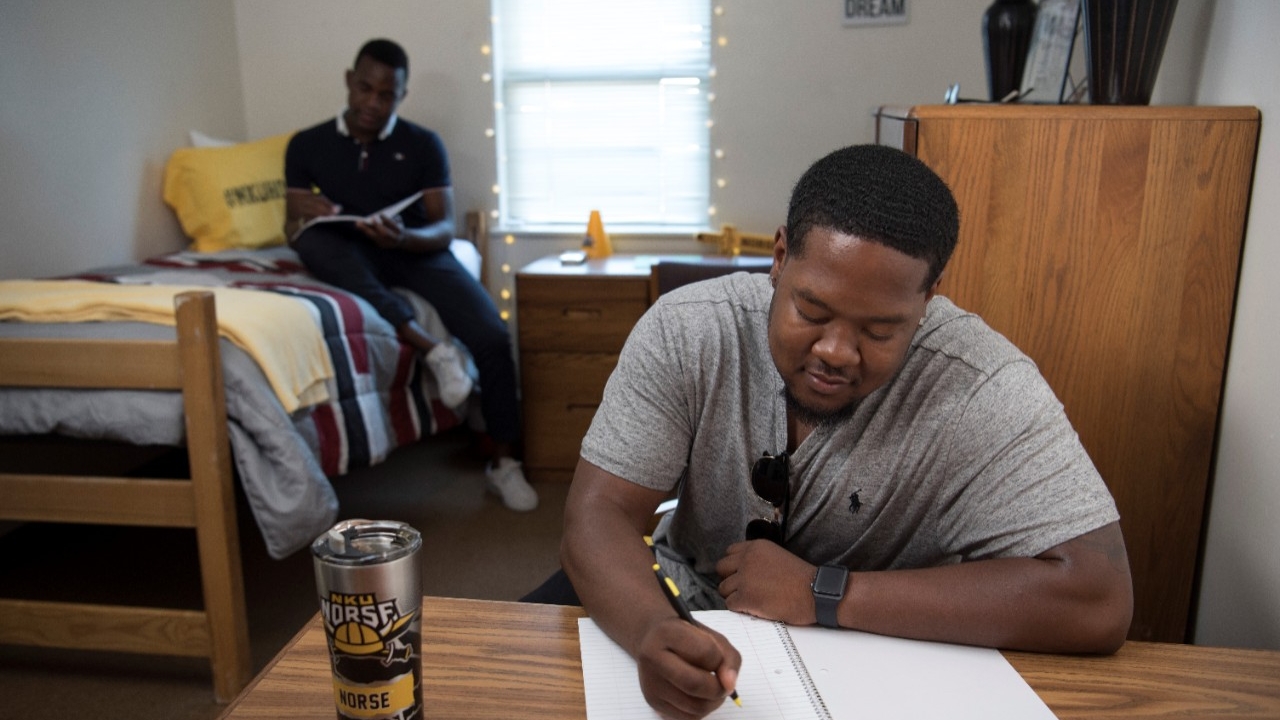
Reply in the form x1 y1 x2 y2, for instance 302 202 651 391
0 0 246 280
1192 0 1280 651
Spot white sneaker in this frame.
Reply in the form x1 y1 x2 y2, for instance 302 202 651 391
425 343 473 409
485 457 539 512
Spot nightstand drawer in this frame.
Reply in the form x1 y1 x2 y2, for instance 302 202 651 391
520 352 619 470
516 275 648 353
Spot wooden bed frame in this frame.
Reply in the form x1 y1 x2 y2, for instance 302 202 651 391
0 291 250 701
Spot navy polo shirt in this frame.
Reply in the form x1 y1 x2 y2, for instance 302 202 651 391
284 114 450 229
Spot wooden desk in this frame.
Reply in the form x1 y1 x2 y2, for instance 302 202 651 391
220 597 1280 719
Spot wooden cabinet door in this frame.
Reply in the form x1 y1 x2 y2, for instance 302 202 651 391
880 105 1259 642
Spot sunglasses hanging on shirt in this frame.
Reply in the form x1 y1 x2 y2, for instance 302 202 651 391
746 451 789 544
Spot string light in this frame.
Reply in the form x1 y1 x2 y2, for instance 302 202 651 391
708 8 724 224
481 24 514 323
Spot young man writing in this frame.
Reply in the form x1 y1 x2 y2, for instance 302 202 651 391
533 145 1132 719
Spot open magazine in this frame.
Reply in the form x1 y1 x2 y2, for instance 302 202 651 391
290 190 424 242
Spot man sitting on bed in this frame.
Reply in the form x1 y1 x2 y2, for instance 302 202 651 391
527 145 1133 719
284 38 536 512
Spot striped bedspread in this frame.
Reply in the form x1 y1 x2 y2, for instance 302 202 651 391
0 246 474 557
102 248 470 478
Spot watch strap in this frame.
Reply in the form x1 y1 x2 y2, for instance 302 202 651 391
812 564 848 629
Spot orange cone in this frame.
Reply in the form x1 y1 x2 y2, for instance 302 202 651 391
582 210 613 259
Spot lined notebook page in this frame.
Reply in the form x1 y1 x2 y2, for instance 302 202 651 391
787 624 1057 719
578 610 827 720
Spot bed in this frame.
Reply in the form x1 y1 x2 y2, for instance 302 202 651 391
0 221 487 701
0 216 488 561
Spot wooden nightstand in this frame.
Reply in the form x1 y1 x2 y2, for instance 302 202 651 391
515 256 651 482
515 254 771 482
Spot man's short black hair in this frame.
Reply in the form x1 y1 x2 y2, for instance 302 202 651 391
785 145 959 290
355 38 409 78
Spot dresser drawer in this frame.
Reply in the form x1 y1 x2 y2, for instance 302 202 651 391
516 275 649 353
520 351 619 470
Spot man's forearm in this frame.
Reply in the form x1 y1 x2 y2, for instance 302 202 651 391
838 525 1132 653
561 511 678 656
398 220 455 253
561 461 682 657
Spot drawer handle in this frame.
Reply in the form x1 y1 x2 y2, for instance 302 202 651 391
563 307 603 320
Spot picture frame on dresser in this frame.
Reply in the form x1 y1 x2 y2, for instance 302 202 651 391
1019 0 1082 103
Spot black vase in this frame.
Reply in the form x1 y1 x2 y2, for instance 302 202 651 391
983 0 1038 102
1084 0 1179 104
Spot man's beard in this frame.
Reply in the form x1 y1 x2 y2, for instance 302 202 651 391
782 386 858 428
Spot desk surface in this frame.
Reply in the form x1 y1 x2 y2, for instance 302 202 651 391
219 597 1280 719
519 253 773 279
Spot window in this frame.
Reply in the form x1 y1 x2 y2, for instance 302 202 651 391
492 0 712 230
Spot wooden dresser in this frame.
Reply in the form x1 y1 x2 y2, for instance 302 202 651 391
876 104 1260 643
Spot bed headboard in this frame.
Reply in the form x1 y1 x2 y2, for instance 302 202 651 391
462 210 488 283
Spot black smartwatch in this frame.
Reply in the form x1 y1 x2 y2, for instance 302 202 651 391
811 564 848 629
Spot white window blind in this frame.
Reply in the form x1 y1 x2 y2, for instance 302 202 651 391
492 0 712 230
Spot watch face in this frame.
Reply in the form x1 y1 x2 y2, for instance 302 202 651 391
814 566 846 595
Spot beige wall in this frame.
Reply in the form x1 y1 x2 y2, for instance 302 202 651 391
1 0 1275 649
1192 0 1280 651
0 0 245 280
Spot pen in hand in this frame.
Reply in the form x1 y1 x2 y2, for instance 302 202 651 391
647 541 742 708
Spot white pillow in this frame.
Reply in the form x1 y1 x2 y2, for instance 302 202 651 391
188 129 235 148
449 239 482 281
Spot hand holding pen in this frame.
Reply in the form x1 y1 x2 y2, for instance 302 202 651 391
646 536 742 709
285 185 340 224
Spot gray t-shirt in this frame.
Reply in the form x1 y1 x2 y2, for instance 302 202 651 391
581 272 1118 586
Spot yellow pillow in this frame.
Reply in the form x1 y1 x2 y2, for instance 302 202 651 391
163 132 294 253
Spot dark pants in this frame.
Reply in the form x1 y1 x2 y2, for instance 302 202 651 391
520 568 581 606
293 226 520 444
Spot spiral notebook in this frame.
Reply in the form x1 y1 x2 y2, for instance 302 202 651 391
577 611 1057 719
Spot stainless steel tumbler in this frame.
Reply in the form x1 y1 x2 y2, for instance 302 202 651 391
312 519 423 720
